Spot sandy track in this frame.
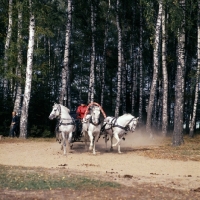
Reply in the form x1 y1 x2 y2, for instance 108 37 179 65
0 133 200 191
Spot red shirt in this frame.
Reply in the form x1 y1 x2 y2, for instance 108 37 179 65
76 105 88 119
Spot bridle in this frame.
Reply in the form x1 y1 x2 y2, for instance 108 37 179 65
89 106 101 126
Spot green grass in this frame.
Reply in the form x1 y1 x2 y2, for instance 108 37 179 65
0 165 120 190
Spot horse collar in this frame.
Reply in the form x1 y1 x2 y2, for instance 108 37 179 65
89 117 101 126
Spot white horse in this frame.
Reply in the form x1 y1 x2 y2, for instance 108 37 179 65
82 105 101 154
49 103 76 155
102 114 139 153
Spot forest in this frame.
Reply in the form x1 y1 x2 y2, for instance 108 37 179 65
0 0 199 146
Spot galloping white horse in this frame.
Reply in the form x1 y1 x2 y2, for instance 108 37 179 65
102 114 139 153
82 105 101 154
49 103 76 155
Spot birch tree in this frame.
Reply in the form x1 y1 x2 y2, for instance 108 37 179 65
138 1 143 122
13 3 23 115
131 4 137 115
20 0 35 138
189 0 200 137
172 0 185 146
59 0 72 107
115 0 122 117
146 1 163 138
3 0 13 101
161 4 168 136
101 1 110 107
88 0 96 103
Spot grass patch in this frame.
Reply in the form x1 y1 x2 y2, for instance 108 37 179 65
0 165 120 190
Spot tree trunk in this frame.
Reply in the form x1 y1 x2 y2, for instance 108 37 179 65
88 1 96 103
146 1 163 138
161 5 168 136
59 0 72 107
13 5 23 115
122 53 126 114
138 2 143 123
189 0 200 137
131 4 137 115
115 0 122 117
20 0 35 138
172 0 185 146
3 0 13 102
101 1 110 107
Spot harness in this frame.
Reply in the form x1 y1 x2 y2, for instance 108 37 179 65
89 116 101 126
56 104 76 128
103 117 136 132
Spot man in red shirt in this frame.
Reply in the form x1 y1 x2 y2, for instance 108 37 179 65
75 101 88 140
76 101 88 120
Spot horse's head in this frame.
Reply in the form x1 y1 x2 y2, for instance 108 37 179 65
49 103 60 120
129 117 139 132
91 106 101 125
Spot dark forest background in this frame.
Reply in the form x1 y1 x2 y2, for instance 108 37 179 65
0 0 200 139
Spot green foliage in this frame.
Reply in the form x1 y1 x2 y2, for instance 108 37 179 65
42 129 52 138
29 125 53 138
29 125 41 137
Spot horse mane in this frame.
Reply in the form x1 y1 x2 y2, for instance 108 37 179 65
59 104 70 113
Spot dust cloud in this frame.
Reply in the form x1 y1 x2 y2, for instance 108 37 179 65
97 126 166 151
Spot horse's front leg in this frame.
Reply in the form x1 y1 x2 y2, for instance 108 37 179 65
112 132 120 148
88 131 94 151
117 139 122 153
92 132 100 155
83 130 89 151
68 132 73 150
61 132 67 155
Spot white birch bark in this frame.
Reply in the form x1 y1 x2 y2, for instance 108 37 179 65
3 0 13 98
13 5 23 115
161 6 168 136
189 0 200 137
59 0 72 107
115 0 122 117
122 53 126 114
20 0 35 138
131 5 137 115
88 1 96 103
101 1 110 107
173 0 185 146
138 3 143 122
146 1 163 138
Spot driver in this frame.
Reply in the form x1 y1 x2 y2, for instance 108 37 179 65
74 101 89 139
76 101 88 120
